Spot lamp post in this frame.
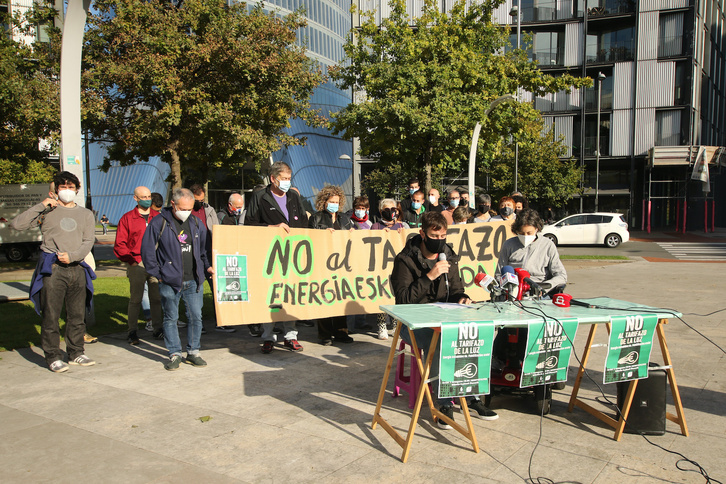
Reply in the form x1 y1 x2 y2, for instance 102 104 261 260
595 71 606 212
468 94 517 205
509 2 521 194
339 153 353 199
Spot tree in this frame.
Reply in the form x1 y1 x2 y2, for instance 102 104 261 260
329 0 591 192
486 118 582 206
83 0 326 188
0 5 59 184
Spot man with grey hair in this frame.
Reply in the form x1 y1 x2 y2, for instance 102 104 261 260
217 192 246 225
141 188 214 370
471 194 492 222
245 161 308 353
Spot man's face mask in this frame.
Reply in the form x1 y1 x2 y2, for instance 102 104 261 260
478 204 490 214
193 200 204 211
423 234 447 254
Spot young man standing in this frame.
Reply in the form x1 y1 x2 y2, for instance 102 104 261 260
401 189 426 228
399 178 420 213
12 171 96 372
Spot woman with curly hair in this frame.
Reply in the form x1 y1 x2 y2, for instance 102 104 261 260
309 185 354 344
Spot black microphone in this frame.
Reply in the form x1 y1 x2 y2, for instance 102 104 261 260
524 277 544 297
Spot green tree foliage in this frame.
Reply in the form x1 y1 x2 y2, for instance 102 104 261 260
362 164 444 200
83 0 325 188
0 5 60 183
330 0 591 197
487 118 582 206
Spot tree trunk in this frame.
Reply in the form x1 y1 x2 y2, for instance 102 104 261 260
423 147 433 192
169 141 181 190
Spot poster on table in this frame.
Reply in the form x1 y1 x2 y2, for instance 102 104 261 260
520 318 579 387
603 314 658 384
438 321 496 398
212 221 512 325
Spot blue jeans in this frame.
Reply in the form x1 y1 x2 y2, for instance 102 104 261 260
159 280 203 357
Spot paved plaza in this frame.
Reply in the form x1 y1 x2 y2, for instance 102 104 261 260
0 257 724 483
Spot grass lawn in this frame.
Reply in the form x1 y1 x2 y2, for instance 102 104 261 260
0 277 215 352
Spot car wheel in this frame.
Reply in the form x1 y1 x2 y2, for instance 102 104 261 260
543 234 558 246
5 245 29 262
604 233 622 248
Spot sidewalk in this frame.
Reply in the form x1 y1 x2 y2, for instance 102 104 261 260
0 260 724 483
630 227 726 243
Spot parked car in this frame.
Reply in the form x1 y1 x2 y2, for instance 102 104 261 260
541 212 629 248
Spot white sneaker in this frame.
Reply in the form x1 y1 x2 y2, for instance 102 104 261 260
145 321 154 332
49 360 69 373
377 321 389 340
69 355 96 366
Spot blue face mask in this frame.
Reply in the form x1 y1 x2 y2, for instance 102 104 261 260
449 199 460 208
409 188 417 195
277 179 291 193
326 202 339 214
354 209 367 219
411 201 422 210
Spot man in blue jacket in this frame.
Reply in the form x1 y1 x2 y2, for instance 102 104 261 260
141 188 214 371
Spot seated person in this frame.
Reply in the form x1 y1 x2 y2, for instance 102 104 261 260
391 211 498 429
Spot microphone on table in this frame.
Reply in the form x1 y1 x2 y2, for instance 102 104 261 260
474 271 502 297
552 293 596 308
523 277 544 298
514 268 531 301
500 265 519 301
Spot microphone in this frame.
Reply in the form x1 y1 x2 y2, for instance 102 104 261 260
524 278 544 298
438 252 449 299
500 265 518 300
514 268 531 301
474 271 501 294
552 293 595 308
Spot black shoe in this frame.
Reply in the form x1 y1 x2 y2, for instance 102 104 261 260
164 355 182 371
437 405 454 430
467 399 499 421
152 330 164 340
185 354 207 367
320 339 333 346
334 333 354 344
261 341 274 354
128 330 140 345
248 324 263 337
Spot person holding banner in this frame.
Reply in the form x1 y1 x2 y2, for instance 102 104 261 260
245 161 308 353
349 196 372 230
370 199 409 231
309 185 355 345
391 211 498 428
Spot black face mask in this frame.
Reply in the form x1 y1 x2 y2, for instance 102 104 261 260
423 235 447 254
499 206 514 217
478 204 490 214
381 207 398 222
193 200 204 211
514 208 522 215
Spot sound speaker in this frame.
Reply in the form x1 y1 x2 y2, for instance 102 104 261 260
616 364 666 435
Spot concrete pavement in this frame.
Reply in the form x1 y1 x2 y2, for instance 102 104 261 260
1 258 724 483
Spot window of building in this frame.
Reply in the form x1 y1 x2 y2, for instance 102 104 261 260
521 0 558 22
658 12 684 57
583 114 610 156
586 26 635 63
586 0 635 16
531 31 565 66
655 110 682 146
584 73 613 110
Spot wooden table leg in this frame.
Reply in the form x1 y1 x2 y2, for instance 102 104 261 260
613 379 638 441
371 320 402 430
568 324 598 412
656 320 689 436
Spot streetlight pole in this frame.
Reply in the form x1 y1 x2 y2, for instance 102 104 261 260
468 94 517 205
595 71 605 212
510 2 521 194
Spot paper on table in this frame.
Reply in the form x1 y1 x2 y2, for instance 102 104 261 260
430 302 470 309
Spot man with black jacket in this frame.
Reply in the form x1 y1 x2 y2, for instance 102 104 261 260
391 211 498 429
245 161 308 353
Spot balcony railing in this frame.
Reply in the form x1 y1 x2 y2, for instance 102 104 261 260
586 44 634 63
587 0 636 16
584 135 610 156
531 50 564 66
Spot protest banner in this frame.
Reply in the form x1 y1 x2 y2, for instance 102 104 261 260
439 321 496 398
520 318 578 387
212 221 512 324
604 314 658 384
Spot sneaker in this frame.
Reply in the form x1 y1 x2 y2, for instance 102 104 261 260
49 360 69 373
248 324 263 337
334 333 354 344
164 355 182 371
145 321 154 332
69 355 96 366
467 399 499 421
437 405 455 430
83 333 98 344
185 354 207 367
215 326 236 333
152 330 164 340
261 341 274 354
284 339 303 352
377 320 388 340
128 330 140 345
177 320 187 328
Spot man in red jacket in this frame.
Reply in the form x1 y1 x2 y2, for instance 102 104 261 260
114 186 163 345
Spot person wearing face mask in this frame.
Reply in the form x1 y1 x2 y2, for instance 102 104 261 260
442 189 460 225
469 194 492 223
391 211 499 428
141 188 214 370
460 189 471 209
399 177 420 213
12 171 97 373
349 196 372 230
401 189 426 228
370 199 409 230
512 194 528 215
114 186 164 345
217 193 246 225
425 188 444 213
308 186 355 345
489 196 517 221
495 208 567 293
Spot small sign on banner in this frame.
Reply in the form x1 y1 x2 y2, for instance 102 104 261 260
604 314 658 384
215 254 249 302
521 318 578 387
439 321 495 398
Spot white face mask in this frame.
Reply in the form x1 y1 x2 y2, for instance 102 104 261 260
428 195 437 204
58 189 76 204
174 209 192 222
518 234 536 247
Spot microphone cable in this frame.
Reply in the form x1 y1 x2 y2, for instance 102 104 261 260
512 300 723 484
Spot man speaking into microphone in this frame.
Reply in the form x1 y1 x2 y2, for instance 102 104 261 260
391 211 498 429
